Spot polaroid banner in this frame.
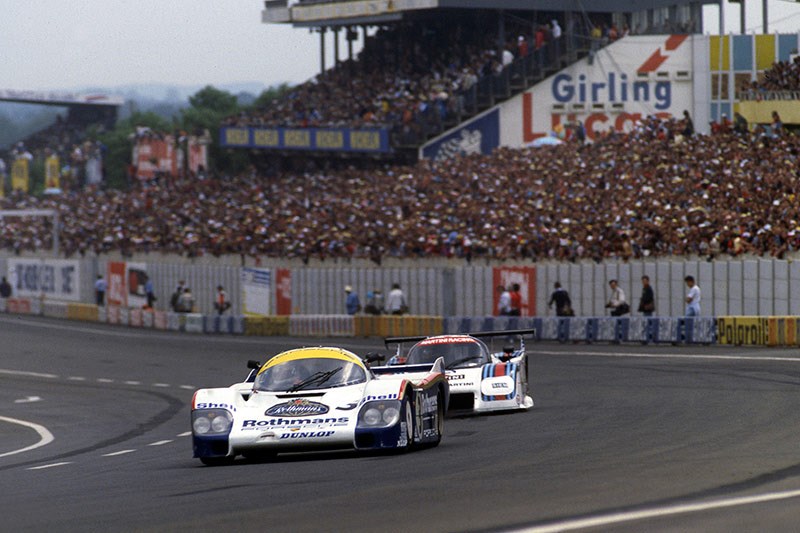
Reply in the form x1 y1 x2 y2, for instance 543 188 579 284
241 268 272 316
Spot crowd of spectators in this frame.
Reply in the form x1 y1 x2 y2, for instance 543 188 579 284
739 55 800 100
0 115 798 263
224 15 582 144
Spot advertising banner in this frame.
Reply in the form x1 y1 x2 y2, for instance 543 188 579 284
500 35 694 145
7 258 80 301
107 261 127 307
126 262 149 309
242 268 272 316
134 137 176 180
11 158 29 193
45 155 60 189
492 267 536 317
420 109 499 161
276 268 292 316
220 127 391 153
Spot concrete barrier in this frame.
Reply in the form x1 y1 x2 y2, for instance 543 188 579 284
204 315 236 334
43 301 68 319
244 316 290 336
129 308 144 327
153 311 169 330
67 303 99 322
185 313 204 333
289 315 354 337
7 298 34 314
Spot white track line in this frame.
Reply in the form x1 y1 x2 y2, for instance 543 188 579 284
516 489 800 532
0 369 58 379
0 416 55 458
148 440 172 446
28 462 72 470
102 449 136 457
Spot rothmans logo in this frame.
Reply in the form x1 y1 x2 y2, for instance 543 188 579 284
266 399 329 417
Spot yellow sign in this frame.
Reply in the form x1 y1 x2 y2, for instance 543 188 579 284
350 131 380 151
224 128 250 145
284 130 311 148
11 158 29 193
253 129 280 147
316 130 344 149
45 155 60 189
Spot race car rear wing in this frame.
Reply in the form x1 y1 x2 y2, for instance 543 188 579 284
384 328 536 348
384 329 536 359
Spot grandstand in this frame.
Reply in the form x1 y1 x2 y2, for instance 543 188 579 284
219 0 712 164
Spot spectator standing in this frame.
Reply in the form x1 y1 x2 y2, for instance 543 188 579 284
605 279 629 316
214 285 232 315
682 110 694 137
0 276 11 298
684 276 701 317
144 277 156 309
551 19 562 67
385 283 407 315
517 35 528 58
637 276 655 316
771 111 783 137
94 275 107 307
509 283 522 316
365 289 384 315
548 282 573 316
497 284 512 315
171 280 185 312
178 287 195 313
345 285 361 315
497 285 512 316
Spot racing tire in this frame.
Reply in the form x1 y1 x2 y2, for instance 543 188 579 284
428 388 445 448
200 456 235 467
400 395 415 452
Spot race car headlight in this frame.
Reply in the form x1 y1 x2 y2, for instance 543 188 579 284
192 410 233 436
358 400 402 428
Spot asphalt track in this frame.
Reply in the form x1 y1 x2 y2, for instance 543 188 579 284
2 315 800 532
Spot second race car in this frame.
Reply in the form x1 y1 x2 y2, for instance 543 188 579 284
385 329 534 415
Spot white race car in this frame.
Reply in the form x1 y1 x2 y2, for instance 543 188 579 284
386 329 534 415
191 346 448 465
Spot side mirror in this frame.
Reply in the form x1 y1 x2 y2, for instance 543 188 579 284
247 360 262 370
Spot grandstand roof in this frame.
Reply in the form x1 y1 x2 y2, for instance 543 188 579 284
264 0 720 27
0 89 124 107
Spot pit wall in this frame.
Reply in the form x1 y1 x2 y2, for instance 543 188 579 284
5 296 797 346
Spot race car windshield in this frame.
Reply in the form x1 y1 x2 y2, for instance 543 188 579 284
254 358 366 392
406 340 488 368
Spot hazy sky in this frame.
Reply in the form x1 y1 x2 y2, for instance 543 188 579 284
2 0 800 93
